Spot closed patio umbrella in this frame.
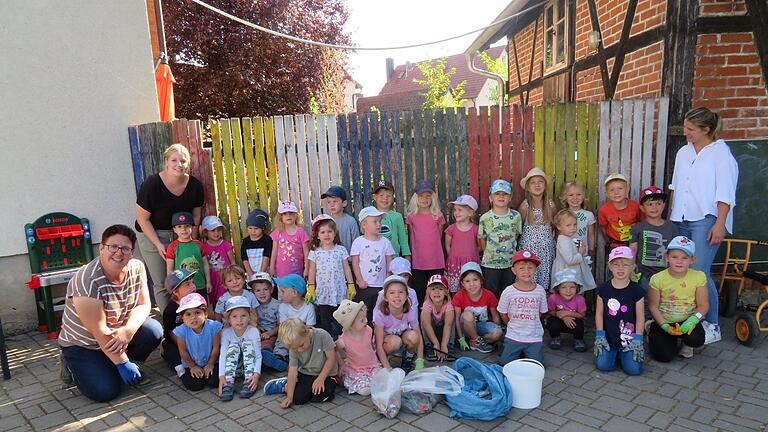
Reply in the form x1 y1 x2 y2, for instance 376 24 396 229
155 54 176 121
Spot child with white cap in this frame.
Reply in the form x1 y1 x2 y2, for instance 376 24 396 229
270 201 310 278
333 300 381 395
351 206 395 323
218 296 262 401
445 195 481 294
376 256 418 311
547 269 587 352
174 293 223 390
201 215 236 306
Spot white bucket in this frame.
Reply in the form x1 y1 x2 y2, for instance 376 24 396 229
502 358 545 409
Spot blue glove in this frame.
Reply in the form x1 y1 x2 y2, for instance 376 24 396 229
623 334 645 362
594 330 610 357
116 360 143 384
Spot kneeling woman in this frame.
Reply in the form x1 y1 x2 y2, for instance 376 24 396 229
648 236 708 361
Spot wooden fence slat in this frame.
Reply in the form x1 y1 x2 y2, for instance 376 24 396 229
274 116 290 203
253 118 269 209
490 106 501 181
630 99 644 200
337 114 350 193
587 103 599 209
599 101 612 207
360 114 372 207
295 115 313 226
565 102 577 187
620 100 633 180
554 103 567 199
242 118 257 211
544 105 556 193
307 116 321 209
230 119 249 236
316 115 330 193
264 117 279 216
467 108 479 203
391 113 404 214
501 106 512 182
370 114 381 185
457 108 468 196
381 112 391 182
523 105 534 176
209 121 229 228
534 106 545 172
435 109 447 204
285 116 301 207
221 119 243 245
641 99 655 189
511 106 523 206
187 120 216 217
326 114 341 186
414 111 425 190
348 113 361 214
402 112 414 214
577 103 588 183
654 97 670 188
127 126 143 194
478 106 491 209
446 108 457 203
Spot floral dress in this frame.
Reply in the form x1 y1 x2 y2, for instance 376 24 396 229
519 203 555 289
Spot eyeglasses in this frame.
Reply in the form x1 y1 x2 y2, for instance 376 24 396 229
103 244 133 255
610 262 632 269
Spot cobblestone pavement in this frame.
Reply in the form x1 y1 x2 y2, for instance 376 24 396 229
2 317 767 432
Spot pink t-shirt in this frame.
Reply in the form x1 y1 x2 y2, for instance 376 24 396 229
339 326 380 371
373 305 419 335
406 212 446 270
271 228 310 277
497 284 548 343
547 293 587 314
422 301 454 325
445 224 480 263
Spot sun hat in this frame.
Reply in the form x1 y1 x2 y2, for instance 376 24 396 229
489 179 512 195
608 246 634 262
390 257 412 276
519 167 550 189
374 180 395 194
639 185 667 204
277 201 299 214
666 236 695 256
382 275 408 291
358 206 386 222
171 211 194 226
273 274 307 296
459 261 483 279
333 299 365 330
247 272 274 287
246 209 268 228
201 215 224 231
164 268 196 295
427 274 449 289
321 185 348 201
413 179 434 194
512 249 541 266
311 213 334 230
604 173 628 186
176 293 207 313
224 295 251 313
552 269 582 291
449 195 478 211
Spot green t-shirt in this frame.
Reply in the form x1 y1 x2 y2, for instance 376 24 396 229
381 210 410 257
478 210 522 269
649 268 706 323
289 328 338 376
168 239 207 292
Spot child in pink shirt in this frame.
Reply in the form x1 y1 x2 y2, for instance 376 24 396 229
445 195 481 294
333 300 381 396
406 180 446 306
547 269 587 352
270 201 310 278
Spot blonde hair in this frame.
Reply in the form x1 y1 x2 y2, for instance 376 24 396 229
560 181 588 209
202 225 227 242
406 191 443 219
552 209 577 236
221 265 246 284
223 307 259 328
684 107 721 140
164 144 192 171
426 283 450 308
278 317 310 347
273 210 304 232
451 203 477 224
522 175 554 225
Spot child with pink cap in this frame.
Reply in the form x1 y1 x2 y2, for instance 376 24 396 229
270 201 310 278
445 195 481 294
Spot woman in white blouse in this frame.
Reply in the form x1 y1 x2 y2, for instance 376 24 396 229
668 108 738 344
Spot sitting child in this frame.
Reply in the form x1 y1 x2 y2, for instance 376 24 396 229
547 269 587 352
214 265 258 325
274 274 316 358
420 275 456 362
376 256 419 310
217 296 262 401
264 318 338 408
373 275 425 372
333 300 381 395
161 269 197 375
497 250 548 364
173 293 223 390
452 262 504 353
249 272 287 372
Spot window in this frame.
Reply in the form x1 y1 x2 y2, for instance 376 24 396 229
544 0 568 71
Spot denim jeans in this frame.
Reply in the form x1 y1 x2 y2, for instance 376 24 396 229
675 215 720 325
498 339 544 365
595 347 643 376
61 318 163 402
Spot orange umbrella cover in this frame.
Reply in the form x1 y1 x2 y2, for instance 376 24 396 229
155 62 176 121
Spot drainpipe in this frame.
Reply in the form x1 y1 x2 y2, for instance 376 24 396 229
466 52 505 132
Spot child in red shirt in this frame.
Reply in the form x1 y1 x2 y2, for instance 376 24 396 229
598 173 641 247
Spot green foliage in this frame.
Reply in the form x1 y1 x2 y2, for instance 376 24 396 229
478 50 508 105
413 57 467 110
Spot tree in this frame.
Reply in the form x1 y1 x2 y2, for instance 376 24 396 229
413 57 467 110
478 50 508 106
163 0 350 119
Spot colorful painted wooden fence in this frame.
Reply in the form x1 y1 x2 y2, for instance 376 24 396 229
127 119 216 217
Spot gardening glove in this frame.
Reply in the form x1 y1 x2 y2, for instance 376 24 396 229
116 360 143 385
661 323 683 336
679 315 700 335
457 337 470 351
631 272 642 283
414 358 425 371
346 283 357 300
594 330 610 357
305 284 316 302
623 334 645 362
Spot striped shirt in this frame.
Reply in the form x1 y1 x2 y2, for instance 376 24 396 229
58 258 145 349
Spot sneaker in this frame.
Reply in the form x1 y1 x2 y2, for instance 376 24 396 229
424 345 438 362
470 337 493 354
239 387 256 399
549 337 562 350
263 377 288 395
573 339 587 352
679 344 694 359
703 321 722 345
59 352 73 386
401 353 415 373
220 383 235 401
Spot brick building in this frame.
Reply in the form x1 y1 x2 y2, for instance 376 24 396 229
468 0 768 140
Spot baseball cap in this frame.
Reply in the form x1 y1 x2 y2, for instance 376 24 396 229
311 213 334 230
604 173 628 186
413 179 434 194
666 236 695 256
246 209 268 228
278 201 299 214
489 179 512 195
519 167 550 189
383 274 408 291
224 295 251 313
552 268 582 290
373 180 395 194
608 246 634 262
512 249 541 266
427 274 448 288
201 215 224 231
171 211 194 226
248 271 274 287
449 195 478 211
273 274 307 296
176 292 207 313
333 299 365 330
460 261 483 279
390 257 412 276
321 186 348 201
639 185 667 203
358 206 385 222
164 268 196 295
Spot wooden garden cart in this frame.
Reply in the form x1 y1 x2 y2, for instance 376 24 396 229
717 238 768 346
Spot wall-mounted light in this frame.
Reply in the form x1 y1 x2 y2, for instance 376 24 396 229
587 31 601 49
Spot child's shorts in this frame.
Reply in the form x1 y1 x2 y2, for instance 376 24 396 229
475 321 504 337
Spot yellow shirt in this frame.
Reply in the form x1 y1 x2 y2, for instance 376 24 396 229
649 269 706 323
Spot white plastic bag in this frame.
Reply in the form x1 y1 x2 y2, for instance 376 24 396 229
400 366 465 396
371 368 406 418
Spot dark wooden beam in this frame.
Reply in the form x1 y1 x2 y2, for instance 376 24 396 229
573 26 665 73
662 0 699 127
744 0 768 92
511 35 525 105
607 0 639 98
525 17 540 105
695 14 750 34
586 0 611 99
510 76 544 97
568 0 577 101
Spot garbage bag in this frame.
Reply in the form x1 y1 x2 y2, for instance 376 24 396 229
400 366 464 396
371 368 406 418
444 357 513 420
401 391 441 414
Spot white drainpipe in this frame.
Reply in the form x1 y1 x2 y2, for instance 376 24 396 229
466 51 505 132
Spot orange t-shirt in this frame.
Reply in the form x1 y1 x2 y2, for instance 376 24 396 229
598 200 641 244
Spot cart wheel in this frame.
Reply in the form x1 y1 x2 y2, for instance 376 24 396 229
735 313 759 346
719 281 738 318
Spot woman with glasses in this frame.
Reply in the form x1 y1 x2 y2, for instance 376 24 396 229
58 224 162 402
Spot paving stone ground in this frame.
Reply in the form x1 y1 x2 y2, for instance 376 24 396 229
2 317 767 432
